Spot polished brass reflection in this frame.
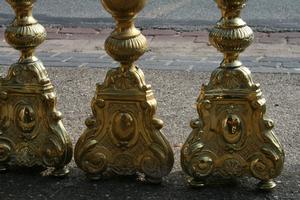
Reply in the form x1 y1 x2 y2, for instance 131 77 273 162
74 0 174 183
0 0 73 176
181 0 284 190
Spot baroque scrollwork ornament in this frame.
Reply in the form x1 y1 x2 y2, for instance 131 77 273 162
181 0 284 190
75 0 174 183
0 0 73 176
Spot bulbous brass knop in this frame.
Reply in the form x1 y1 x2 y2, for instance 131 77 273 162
181 0 284 190
0 0 73 176
74 0 174 183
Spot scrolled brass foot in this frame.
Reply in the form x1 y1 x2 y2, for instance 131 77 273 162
258 179 277 190
145 176 162 184
186 177 206 188
86 173 103 181
0 165 7 173
51 166 70 177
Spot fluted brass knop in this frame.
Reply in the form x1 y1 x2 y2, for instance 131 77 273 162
74 0 174 183
0 0 73 176
181 0 284 190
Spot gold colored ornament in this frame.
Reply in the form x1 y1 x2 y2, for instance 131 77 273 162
74 0 174 183
0 0 73 176
181 0 284 190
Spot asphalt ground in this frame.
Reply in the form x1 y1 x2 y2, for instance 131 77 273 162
1 0 300 31
4 0 299 20
0 67 299 200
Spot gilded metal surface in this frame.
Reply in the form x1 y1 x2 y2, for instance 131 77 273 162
74 0 174 183
0 0 73 176
181 0 284 190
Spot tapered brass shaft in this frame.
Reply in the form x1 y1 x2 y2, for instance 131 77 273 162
74 0 174 183
181 0 284 190
0 0 72 176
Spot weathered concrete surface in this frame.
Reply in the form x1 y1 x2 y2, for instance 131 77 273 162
0 68 299 200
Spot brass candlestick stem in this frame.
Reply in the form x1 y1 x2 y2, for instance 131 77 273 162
181 0 284 190
74 0 174 183
0 0 73 176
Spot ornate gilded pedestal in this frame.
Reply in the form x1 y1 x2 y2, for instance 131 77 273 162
181 0 284 190
74 0 174 183
0 0 73 176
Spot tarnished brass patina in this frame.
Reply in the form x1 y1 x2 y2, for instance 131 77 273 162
181 0 284 190
74 0 174 183
0 0 73 176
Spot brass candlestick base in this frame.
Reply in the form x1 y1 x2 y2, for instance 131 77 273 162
181 0 284 190
0 0 73 176
75 0 174 183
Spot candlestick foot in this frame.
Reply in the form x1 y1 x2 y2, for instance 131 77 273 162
258 179 276 190
145 176 162 184
0 165 7 173
87 173 103 181
186 177 206 188
51 166 70 177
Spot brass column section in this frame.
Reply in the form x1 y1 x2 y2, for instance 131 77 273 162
0 0 73 176
74 0 174 183
181 0 284 190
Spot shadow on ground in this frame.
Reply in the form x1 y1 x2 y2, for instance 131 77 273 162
1 168 299 200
